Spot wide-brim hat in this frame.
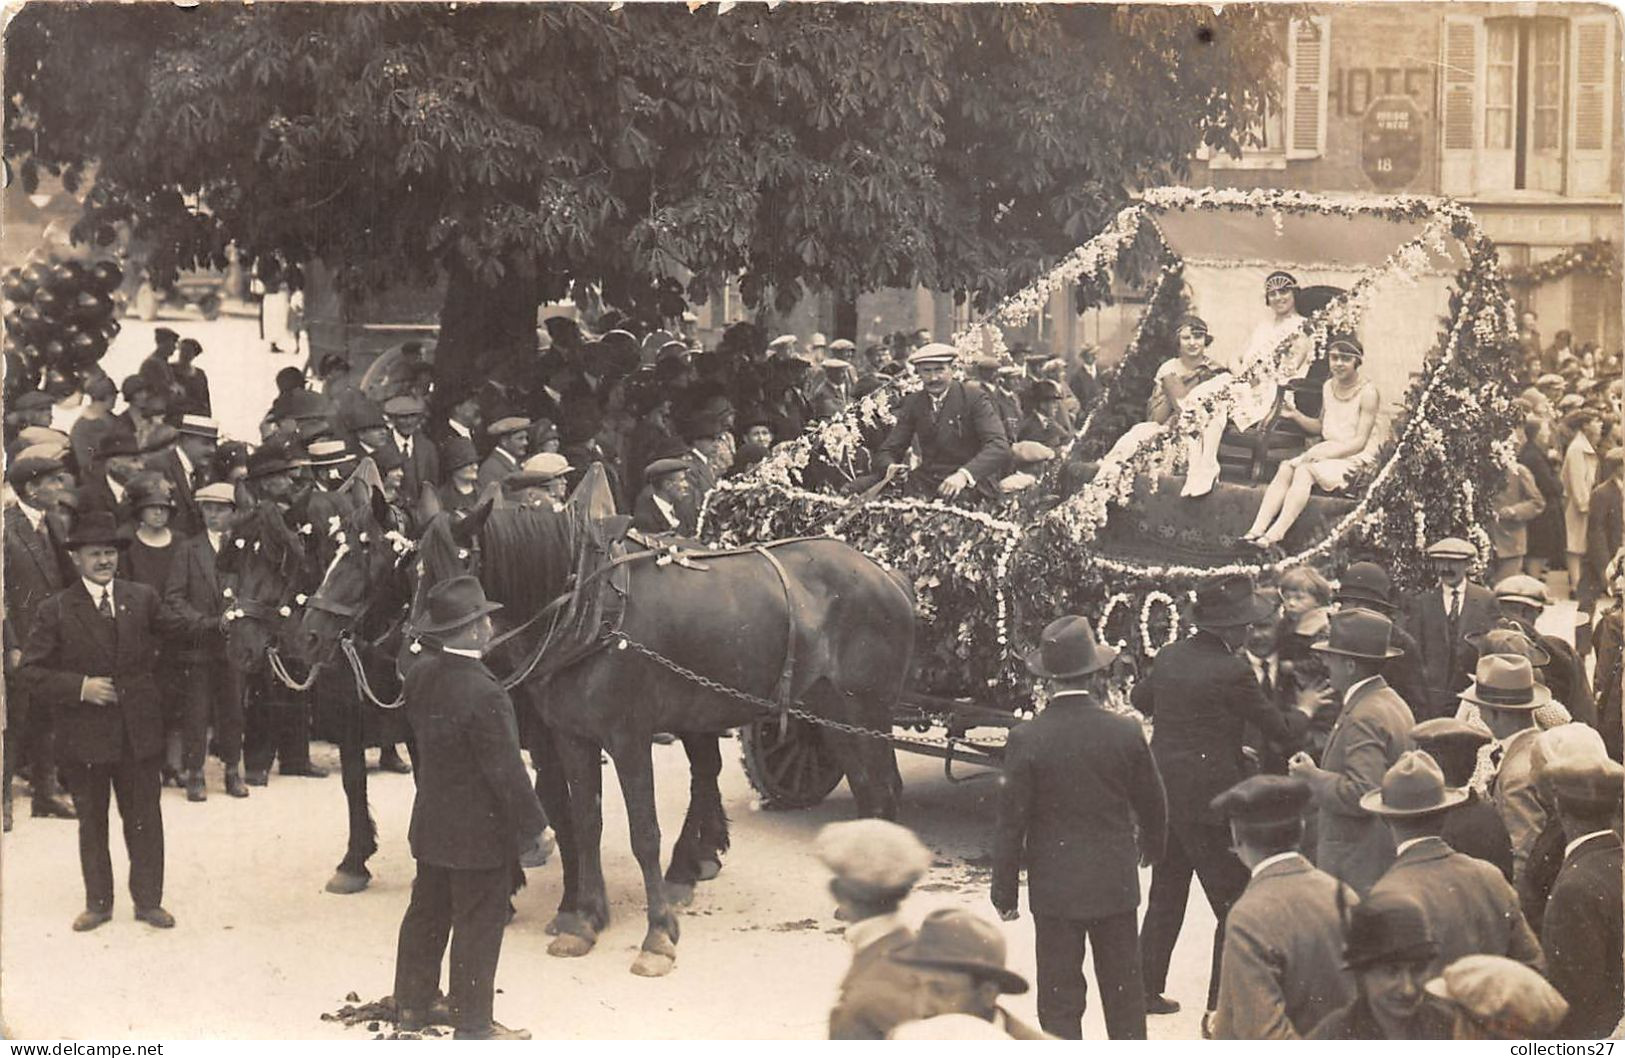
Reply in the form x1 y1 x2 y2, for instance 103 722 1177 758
1360 750 1469 817
441 435 479 472
413 574 504 635
1458 654 1552 711
506 452 573 488
65 510 130 550
1191 573 1278 628
1464 624 1551 668
306 438 359 469
128 474 177 511
246 447 301 480
891 910 1029 995
1024 615 1118 679
1312 607 1404 659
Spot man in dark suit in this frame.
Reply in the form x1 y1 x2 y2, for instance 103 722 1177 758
392 576 548 1040
1210 776 1354 1039
383 395 440 501
21 510 185 931
1401 537 1498 721
1483 576 1593 725
1132 574 1311 1024
1333 561 1429 710
148 415 218 539
632 458 693 536
3 454 79 826
172 338 211 417
77 427 145 528
1539 755 1624 1038
1411 718 1513 881
1578 452 1623 617
1289 608 1416 895
162 482 247 803
815 819 933 1040
1363 751 1544 977
875 344 1010 503
995 615 1167 1039
475 416 530 495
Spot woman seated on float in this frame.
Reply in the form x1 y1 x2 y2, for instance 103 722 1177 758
1102 314 1223 462
1181 270 1314 498
1241 335 1380 549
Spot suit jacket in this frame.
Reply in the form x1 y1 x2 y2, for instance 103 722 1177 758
1580 477 1624 609
1517 818 1567 934
20 579 180 765
992 694 1167 920
475 447 522 495
1132 630 1307 825
393 431 440 500
173 363 211 416
1369 837 1544 978
876 381 1010 498
3 503 67 654
1379 621 1430 719
1595 609 1623 762
1543 832 1624 1039
1492 726 1550 885
1310 676 1415 894
1402 582 1498 719
403 650 547 870
149 448 206 538
631 487 689 536
1213 856 1356 1040
828 922 923 1040
77 473 134 528
161 531 227 663
1440 790 1515 883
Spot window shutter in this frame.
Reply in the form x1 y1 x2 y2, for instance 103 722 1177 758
1286 17 1330 159
1568 13 1617 193
1440 15 1483 194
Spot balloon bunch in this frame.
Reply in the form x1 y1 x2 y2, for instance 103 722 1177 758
3 256 124 378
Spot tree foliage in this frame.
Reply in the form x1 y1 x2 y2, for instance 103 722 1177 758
5 2 1288 323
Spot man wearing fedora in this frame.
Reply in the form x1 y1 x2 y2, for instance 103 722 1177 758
392 576 549 1041
875 344 1011 503
1333 560 1428 710
1362 751 1544 978
20 510 186 931
996 615 1166 1039
887 909 1049 1040
1539 753 1623 1038
1133 573 1312 1025
1411 717 1513 881
1402 537 1499 721
1289 608 1416 894
1306 890 1449 1039
1484 574 1592 726
1466 655 1555 886
1209 775 1355 1040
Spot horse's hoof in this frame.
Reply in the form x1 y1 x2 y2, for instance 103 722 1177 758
630 950 676 977
543 915 562 936
665 881 696 907
696 858 722 882
325 871 371 895
547 933 595 958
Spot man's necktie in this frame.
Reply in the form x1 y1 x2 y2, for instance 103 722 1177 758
98 590 114 620
1449 587 1463 626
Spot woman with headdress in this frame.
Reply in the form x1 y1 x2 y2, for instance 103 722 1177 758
1100 314 1223 464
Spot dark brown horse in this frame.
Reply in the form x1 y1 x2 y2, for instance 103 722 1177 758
310 466 916 975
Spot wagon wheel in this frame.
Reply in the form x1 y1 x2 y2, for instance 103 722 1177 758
738 714 845 809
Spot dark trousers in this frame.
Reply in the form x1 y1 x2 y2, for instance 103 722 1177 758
3 675 61 803
393 861 511 1036
1140 815 1248 1010
242 675 311 773
182 657 243 773
1034 910 1146 1040
61 750 164 911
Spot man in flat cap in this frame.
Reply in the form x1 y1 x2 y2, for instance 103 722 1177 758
1516 724 1608 934
968 356 1021 440
3 454 79 828
1539 754 1623 1038
1411 717 1512 880
999 615 1166 1039
383 394 439 507
1210 775 1354 1039
504 453 572 512
815 818 932 1039
1403 537 1498 721
887 909 1049 1039
1363 751 1544 978
875 344 1010 503
476 417 531 495
1425 954 1568 1039
633 458 693 536
1485 576 1592 724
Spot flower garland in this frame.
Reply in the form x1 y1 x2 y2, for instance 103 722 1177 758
1502 238 1619 288
1139 591 1179 658
1095 592 1132 650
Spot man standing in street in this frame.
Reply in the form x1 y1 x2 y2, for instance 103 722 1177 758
1469 655 1554 886
1483 575 1592 725
21 510 182 931
1404 537 1498 721
994 615 1166 1039
392 576 548 1041
1210 775 1354 1039
1539 754 1624 1039
1290 608 1416 894
1133 573 1312 1026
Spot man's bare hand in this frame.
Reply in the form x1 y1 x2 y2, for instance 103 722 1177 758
82 677 119 706
1294 678 1335 717
938 468 972 498
1287 751 1318 778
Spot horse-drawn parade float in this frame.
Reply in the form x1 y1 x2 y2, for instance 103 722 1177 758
224 186 1524 978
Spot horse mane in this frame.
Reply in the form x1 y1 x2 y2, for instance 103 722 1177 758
414 505 575 622
231 503 310 587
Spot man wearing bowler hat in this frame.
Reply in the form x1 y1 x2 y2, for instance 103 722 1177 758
1289 608 1416 894
1362 751 1544 978
1210 775 1354 1039
21 510 186 931
1133 573 1312 1025
1539 753 1624 1038
392 576 549 1040
995 615 1166 1039
1403 536 1499 721
875 344 1010 503
1306 890 1449 1039
1410 717 1513 880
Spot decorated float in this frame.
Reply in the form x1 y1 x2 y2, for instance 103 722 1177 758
703 187 1525 807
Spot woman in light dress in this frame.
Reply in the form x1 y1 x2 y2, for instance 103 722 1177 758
1099 314 1222 463
1241 336 1379 549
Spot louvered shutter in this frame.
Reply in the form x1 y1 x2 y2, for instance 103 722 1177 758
1568 13 1617 193
1286 17 1330 159
1440 15 1483 194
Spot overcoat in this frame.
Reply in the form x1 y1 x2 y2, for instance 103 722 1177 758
1308 676 1414 894
1543 832 1624 1039
828 923 923 1040
876 381 1010 499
